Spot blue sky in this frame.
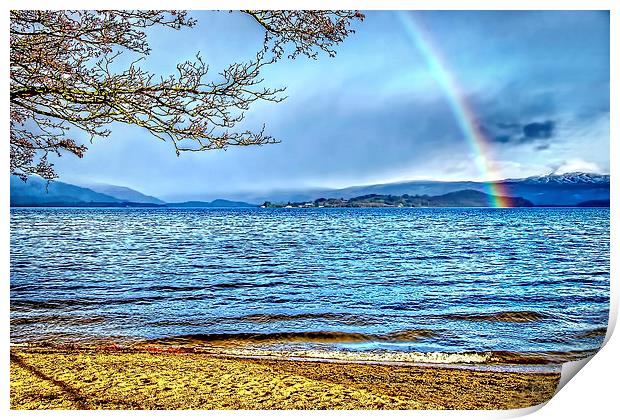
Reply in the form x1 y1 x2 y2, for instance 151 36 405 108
52 11 610 201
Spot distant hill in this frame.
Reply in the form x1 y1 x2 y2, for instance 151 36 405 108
327 172 609 206
577 199 610 207
168 199 256 208
10 176 124 206
499 172 610 206
11 172 609 208
84 184 165 205
264 190 534 208
10 176 255 208
244 172 609 206
426 190 533 207
505 172 610 184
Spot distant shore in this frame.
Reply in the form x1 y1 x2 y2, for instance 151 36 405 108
11 345 560 410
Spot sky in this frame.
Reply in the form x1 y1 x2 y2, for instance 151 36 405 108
51 11 610 201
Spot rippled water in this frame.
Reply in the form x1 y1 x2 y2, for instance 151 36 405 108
10 208 609 360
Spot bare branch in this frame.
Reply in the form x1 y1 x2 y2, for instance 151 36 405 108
10 10 364 180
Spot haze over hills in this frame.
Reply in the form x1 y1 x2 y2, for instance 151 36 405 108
10 176 124 207
223 172 610 206
83 184 165 205
10 176 254 208
168 200 256 208
10 172 610 208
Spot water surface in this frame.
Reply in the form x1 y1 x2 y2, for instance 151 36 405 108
10 208 609 362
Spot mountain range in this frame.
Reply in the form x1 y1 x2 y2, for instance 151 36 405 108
9 176 254 208
229 172 610 206
84 184 165 205
10 172 610 208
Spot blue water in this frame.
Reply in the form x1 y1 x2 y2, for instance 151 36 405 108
10 208 609 359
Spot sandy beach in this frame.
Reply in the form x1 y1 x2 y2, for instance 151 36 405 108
10 345 560 410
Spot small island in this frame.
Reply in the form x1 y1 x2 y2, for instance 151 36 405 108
261 190 534 208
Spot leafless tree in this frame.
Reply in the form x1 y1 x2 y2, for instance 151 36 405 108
10 10 364 180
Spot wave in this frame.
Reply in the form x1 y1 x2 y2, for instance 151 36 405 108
12 340 598 370
11 315 106 326
441 311 546 323
146 329 435 346
231 312 379 326
11 290 272 309
104 343 596 369
574 327 608 339
487 350 598 365
410 255 454 260
11 297 173 309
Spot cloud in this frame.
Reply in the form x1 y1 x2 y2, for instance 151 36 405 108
480 120 556 145
550 158 603 174
49 11 609 199
523 120 554 139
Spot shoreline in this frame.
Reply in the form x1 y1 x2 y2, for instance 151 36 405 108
9 340 596 372
11 345 562 410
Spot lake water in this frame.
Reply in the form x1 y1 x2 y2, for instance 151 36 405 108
10 208 609 364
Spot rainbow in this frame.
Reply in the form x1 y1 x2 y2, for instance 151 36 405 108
397 11 513 208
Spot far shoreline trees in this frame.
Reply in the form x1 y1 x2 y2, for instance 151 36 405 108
10 10 364 180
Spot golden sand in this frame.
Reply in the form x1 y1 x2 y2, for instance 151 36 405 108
10 346 560 410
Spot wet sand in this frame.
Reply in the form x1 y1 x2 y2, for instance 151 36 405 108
10 346 560 410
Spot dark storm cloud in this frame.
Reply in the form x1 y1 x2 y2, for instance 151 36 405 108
480 120 556 145
523 121 555 139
